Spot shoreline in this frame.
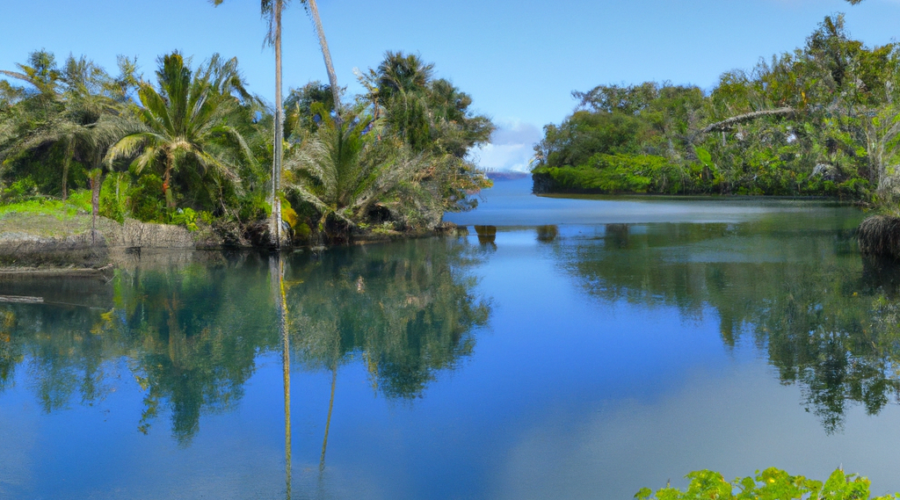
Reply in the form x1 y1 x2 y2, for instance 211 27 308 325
0 212 461 277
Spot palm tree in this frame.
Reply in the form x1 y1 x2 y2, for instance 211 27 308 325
212 0 286 245
212 0 341 245
286 104 426 232
1 56 124 200
302 0 342 116
105 52 254 210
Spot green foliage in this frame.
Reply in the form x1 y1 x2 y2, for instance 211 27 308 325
1 177 38 201
126 174 166 222
533 16 900 204
636 468 898 500
2 46 492 240
0 189 91 219
237 193 270 223
170 208 199 231
99 173 130 223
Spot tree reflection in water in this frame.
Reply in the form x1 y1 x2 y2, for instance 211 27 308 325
0 237 490 451
555 220 900 433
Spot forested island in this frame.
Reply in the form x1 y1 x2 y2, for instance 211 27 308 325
532 15 900 210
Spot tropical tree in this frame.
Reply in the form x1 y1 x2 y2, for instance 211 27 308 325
105 52 256 211
285 103 426 232
1 55 126 200
212 0 287 245
303 0 342 115
212 0 340 245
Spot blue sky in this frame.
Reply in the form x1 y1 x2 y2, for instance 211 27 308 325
2 0 900 171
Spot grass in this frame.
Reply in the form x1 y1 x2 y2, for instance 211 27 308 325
0 190 92 220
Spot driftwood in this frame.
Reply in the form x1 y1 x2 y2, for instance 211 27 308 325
702 107 796 133
0 295 44 304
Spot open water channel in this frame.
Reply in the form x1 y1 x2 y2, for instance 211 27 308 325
2 177 899 498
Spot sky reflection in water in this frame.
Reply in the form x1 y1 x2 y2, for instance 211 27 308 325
4 180 900 499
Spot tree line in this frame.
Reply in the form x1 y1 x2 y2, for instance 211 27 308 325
0 3 493 245
532 14 900 206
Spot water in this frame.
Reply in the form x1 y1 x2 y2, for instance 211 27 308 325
3 179 898 499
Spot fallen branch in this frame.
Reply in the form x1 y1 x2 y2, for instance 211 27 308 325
0 295 44 304
702 107 796 133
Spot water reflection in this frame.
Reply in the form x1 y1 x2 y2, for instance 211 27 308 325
475 225 497 248
286 240 490 399
0 238 490 450
552 220 899 433
536 225 558 243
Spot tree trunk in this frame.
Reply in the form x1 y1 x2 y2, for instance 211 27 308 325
702 107 796 134
307 0 342 119
90 170 101 246
164 151 175 209
271 254 291 498
62 139 73 201
272 0 284 248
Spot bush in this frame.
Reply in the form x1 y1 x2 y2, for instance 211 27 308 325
127 174 166 223
100 173 131 223
533 154 697 194
635 468 897 500
170 208 198 231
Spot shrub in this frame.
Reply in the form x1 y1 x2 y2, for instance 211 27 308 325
635 468 897 500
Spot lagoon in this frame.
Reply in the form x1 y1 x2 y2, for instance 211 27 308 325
3 179 900 499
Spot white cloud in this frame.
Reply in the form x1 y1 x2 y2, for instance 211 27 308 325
469 121 542 173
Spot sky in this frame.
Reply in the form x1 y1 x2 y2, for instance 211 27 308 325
3 0 900 171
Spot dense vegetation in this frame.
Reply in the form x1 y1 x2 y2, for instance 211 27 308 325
532 15 900 205
0 48 492 245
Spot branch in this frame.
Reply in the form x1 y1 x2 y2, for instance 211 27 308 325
702 107 796 133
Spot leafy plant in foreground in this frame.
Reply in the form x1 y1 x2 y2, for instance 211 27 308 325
635 468 898 500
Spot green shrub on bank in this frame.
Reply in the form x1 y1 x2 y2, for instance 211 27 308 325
533 154 704 194
636 468 898 500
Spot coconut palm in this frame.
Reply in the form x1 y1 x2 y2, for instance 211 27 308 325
0 53 131 216
213 0 288 244
212 0 341 245
302 0 342 115
105 52 255 210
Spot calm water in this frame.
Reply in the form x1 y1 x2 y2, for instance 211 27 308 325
3 179 900 499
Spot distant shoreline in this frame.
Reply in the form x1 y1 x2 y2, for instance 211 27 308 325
486 171 529 181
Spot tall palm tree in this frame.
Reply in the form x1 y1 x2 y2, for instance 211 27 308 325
105 52 254 210
213 0 285 245
302 0 342 116
212 0 342 244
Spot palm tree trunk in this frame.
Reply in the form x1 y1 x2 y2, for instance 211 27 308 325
272 0 284 248
319 367 337 473
306 0 342 118
164 151 175 209
272 254 291 500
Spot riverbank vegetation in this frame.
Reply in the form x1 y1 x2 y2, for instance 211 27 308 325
0 48 492 246
532 15 900 205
